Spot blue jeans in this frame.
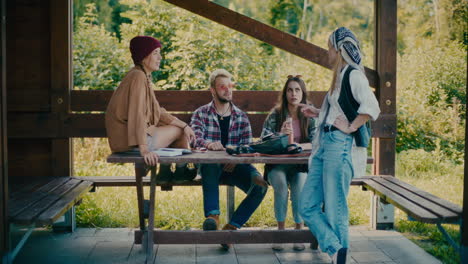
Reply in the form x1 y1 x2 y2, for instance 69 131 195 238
300 129 354 256
268 164 307 223
200 164 267 228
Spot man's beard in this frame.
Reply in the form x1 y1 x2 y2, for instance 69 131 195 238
215 91 231 103
218 97 231 103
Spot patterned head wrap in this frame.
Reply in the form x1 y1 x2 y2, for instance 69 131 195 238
329 27 364 72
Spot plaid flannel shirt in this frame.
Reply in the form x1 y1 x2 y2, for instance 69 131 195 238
190 101 253 148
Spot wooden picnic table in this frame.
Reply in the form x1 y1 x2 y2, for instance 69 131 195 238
106 149 311 164
106 150 315 263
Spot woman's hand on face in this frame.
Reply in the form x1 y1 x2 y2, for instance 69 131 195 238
183 126 196 143
298 103 319 118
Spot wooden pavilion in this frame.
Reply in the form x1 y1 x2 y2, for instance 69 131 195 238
0 0 466 263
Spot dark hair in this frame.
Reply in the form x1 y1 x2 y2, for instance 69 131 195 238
273 76 310 143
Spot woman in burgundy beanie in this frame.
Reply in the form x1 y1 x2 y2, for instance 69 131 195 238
105 36 195 166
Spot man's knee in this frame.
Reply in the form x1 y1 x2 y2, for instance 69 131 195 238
250 184 267 199
200 164 222 180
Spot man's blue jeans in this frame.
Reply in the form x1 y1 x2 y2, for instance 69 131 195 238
200 164 267 228
300 129 354 256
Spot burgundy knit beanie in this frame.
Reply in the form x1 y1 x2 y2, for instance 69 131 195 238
129 36 162 65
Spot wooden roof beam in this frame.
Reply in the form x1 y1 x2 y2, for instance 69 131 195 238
163 0 379 88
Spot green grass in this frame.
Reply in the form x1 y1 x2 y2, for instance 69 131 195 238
74 138 463 263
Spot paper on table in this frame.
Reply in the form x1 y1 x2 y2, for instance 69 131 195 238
152 148 192 157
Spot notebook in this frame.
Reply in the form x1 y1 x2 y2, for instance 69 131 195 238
152 148 192 157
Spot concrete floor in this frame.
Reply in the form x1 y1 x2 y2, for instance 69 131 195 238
11 226 442 264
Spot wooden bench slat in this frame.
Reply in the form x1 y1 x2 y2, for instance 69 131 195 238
71 90 328 112
372 177 459 221
66 113 270 138
9 177 59 201
363 178 440 223
74 176 369 187
35 180 93 226
74 176 227 187
9 177 72 218
13 179 83 225
382 176 462 215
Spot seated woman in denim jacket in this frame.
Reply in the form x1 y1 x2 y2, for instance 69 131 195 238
261 75 316 251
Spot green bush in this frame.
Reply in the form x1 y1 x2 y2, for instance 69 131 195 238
73 4 129 91
396 40 466 162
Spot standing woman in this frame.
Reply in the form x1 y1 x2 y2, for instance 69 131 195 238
261 75 315 252
299 27 380 264
105 36 195 166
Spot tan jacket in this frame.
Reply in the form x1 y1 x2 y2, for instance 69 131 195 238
105 67 176 152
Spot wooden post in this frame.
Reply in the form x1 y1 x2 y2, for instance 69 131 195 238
0 0 9 261
461 68 468 262
50 0 73 232
372 0 397 230
50 0 72 178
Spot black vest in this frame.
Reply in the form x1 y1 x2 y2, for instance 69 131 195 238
337 66 371 147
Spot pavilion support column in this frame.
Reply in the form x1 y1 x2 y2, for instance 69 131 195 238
372 0 397 230
50 0 74 232
50 0 73 178
0 0 9 261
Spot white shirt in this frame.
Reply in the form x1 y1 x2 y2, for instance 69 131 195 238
325 65 380 125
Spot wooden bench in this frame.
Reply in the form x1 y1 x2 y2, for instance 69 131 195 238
360 175 462 250
7 177 93 261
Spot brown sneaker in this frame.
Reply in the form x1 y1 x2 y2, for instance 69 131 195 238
221 223 237 250
202 214 219 231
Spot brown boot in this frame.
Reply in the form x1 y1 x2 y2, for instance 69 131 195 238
221 223 237 250
202 214 219 231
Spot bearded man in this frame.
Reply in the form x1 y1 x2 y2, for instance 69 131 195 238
190 69 268 250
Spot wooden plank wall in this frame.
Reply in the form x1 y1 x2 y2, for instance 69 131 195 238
7 90 393 139
6 0 72 182
1 0 9 259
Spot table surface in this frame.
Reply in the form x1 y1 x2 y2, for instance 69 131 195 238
107 150 311 164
